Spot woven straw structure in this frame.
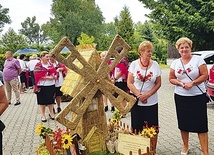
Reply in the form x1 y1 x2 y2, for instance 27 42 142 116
83 126 106 154
60 45 101 97
50 35 136 154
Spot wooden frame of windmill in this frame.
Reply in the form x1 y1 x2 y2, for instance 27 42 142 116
49 35 136 154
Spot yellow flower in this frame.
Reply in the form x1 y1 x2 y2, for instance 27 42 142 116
110 118 118 124
141 128 148 136
114 109 120 114
35 124 43 136
147 127 157 138
61 134 72 149
112 110 121 120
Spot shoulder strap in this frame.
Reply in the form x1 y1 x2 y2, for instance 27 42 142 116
180 59 212 101
180 58 204 93
139 64 149 93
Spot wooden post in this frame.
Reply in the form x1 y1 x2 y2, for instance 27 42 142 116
45 134 57 155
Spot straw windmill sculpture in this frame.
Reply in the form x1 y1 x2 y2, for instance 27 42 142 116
50 35 136 145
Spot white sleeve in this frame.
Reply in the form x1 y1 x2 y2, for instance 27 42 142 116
128 60 138 74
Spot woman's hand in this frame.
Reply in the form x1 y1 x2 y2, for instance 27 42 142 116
183 81 194 90
110 77 115 84
56 68 63 72
45 76 55 80
137 93 150 104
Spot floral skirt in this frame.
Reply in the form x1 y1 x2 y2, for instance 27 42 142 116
174 93 208 133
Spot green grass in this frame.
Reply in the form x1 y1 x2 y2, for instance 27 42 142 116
90 151 119 155
159 63 169 69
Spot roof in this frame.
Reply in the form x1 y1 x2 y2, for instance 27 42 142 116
14 48 38 54
60 44 101 96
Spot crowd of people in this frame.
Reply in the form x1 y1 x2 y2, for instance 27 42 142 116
0 37 210 155
1 51 67 122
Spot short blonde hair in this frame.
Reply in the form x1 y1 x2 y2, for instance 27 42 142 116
138 41 153 53
176 37 192 49
40 51 49 57
31 54 38 59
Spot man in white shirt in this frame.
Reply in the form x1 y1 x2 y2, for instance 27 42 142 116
27 54 40 91
18 54 27 93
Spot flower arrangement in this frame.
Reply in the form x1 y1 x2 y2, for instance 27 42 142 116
52 128 73 151
110 110 122 125
106 110 122 154
35 124 74 155
35 123 53 139
141 122 158 138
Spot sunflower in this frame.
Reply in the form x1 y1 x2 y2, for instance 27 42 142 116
147 127 157 138
61 134 72 149
35 124 43 136
141 128 148 137
110 118 118 124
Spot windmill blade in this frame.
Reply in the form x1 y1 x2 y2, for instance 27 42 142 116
99 80 136 115
50 37 98 80
56 81 99 130
98 35 131 74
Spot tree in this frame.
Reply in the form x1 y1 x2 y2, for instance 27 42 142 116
96 22 117 50
0 4 11 33
41 21 60 46
46 0 104 45
77 32 95 45
141 21 155 42
19 16 47 45
114 6 135 49
139 0 214 50
134 21 167 64
0 28 28 53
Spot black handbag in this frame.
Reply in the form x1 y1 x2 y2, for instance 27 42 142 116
0 120 5 131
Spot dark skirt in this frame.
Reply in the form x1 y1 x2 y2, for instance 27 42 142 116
174 93 208 133
55 86 63 96
36 85 55 105
131 103 158 133
20 72 26 83
30 71 35 85
114 82 127 97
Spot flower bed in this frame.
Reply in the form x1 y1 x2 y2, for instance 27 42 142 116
35 124 85 155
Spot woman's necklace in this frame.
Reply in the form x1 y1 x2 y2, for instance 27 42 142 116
140 58 150 67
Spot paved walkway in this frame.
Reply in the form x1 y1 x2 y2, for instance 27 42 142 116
2 68 214 155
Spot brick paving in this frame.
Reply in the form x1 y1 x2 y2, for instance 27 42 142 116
2 68 214 155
